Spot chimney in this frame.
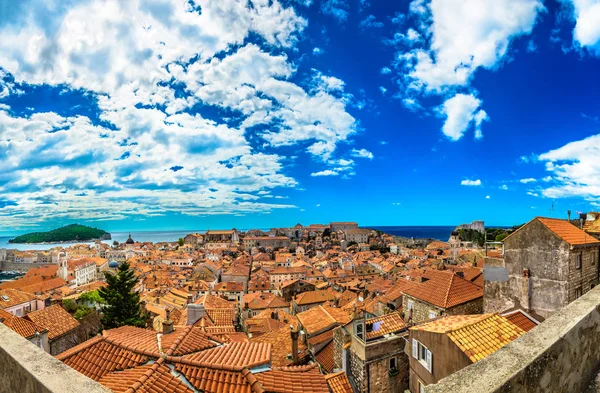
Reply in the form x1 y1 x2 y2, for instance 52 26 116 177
163 319 174 334
187 303 205 325
522 268 531 312
580 213 586 230
290 326 299 363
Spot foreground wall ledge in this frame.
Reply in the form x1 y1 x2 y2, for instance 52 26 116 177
0 323 110 393
426 285 600 393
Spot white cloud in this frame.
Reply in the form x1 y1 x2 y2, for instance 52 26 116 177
351 148 374 160
321 0 349 22
0 0 367 228
360 15 384 30
461 179 482 186
500 184 509 190
313 47 325 56
486 195 491 199
381 67 392 74
527 191 539 197
520 178 537 183
567 0 600 54
439 93 489 141
310 170 339 177
400 0 544 92
537 133 600 201
379 86 388 94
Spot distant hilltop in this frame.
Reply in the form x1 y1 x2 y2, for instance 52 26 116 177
8 224 111 244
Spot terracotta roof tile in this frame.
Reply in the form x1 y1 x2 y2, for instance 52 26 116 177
58 337 149 381
403 271 482 309
181 341 271 369
0 288 37 309
0 308 41 338
160 327 218 356
294 290 336 306
537 217 600 246
324 372 353 393
99 363 193 393
365 311 406 339
254 368 329 393
315 341 335 372
503 310 539 332
412 314 525 363
297 306 351 336
102 326 160 353
25 304 80 340
252 326 307 367
173 364 253 393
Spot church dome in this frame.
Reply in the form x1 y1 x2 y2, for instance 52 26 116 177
109 261 119 268
125 234 134 244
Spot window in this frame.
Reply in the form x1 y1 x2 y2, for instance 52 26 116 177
355 321 364 340
428 311 437 319
576 253 582 270
412 338 432 373
575 286 583 299
389 357 397 370
407 300 414 310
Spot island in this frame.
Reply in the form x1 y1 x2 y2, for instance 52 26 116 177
8 224 111 244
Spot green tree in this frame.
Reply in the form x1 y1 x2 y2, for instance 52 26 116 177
98 262 146 329
178 237 184 246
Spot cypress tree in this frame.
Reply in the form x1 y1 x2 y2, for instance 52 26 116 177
98 261 146 329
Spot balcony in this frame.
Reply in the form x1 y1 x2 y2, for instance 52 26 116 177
0 323 109 393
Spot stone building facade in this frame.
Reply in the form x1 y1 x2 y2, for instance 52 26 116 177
403 295 484 324
484 217 600 319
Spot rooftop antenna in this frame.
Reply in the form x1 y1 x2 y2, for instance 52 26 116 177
548 201 555 218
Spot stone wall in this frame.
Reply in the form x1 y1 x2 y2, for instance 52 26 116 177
0 260 46 272
350 350 367 393
403 295 482 324
333 326 347 370
368 353 409 393
425 285 600 393
0 323 110 393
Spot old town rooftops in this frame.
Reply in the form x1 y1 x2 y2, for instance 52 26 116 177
403 270 483 309
296 305 351 336
364 311 406 340
411 313 525 363
504 217 600 246
25 304 80 340
0 308 45 339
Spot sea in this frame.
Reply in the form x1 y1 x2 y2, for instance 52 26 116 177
367 226 455 241
0 226 456 252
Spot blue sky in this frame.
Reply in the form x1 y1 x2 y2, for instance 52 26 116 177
1 0 600 235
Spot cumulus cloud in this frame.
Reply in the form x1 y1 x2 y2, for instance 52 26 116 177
351 148 374 160
537 133 600 201
321 0 349 22
520 178 537 183
461 179 482 186
0 0 366 229
360 15 384 30
566 0 600 54
310 170 339 177
399 0 544 92
313 47 325 56
439 93 489 141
